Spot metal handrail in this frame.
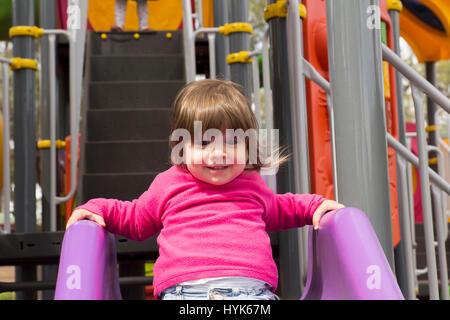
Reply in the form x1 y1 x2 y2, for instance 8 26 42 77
37 0 86 231
388 129 449 300
387 134 450 195
43 29 80 232
428 145 448 240
285 0 311 291
193 27 221 79
182 0 212 83
247 29 276 192
382 43 450 300
286 0 310 196
382 44 450 114
296 29 450 300
0 57 12 234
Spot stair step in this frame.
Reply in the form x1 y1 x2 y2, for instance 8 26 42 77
82 172 168 201
90 31 183 56
89 81 184 110
90 55 184 82
84 141 170 174
87 109 171 142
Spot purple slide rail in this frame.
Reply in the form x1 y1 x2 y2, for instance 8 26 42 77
54 220 122 300
54 207 403 300
301 207 404 300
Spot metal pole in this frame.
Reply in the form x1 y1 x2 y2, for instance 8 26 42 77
387 133 450 195
182 0 196 83
325 0 395 267
261 29 276 192
39 0 56 233
213 0 230 80
426 62 438 172
381 44 450 114
2 62 11 234
266 0 303 299
286 0 310 195
39 0 59 300
396 155 417 299
196 0 204 29
388 8 406 146
296 58 338 201
228 0 251 98
410 85 439 299
431 183 449 300
286 0 310 291
12 0 37 300
49 34 57 232
207 33 216 79
250 51 261 125
388 6 409 297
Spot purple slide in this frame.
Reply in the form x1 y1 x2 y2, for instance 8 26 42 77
301 207 404 300
54 207 403 299
54 220 122 300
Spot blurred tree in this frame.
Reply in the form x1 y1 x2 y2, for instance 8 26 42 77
249 0 267 50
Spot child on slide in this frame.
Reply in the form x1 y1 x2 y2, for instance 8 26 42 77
111 0 153 31
67 79 345 300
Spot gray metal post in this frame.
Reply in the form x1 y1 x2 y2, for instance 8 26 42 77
410 85 439 300
1 61 11 234
266 0 304 299
39 0 57 234
325 0 395 267
182 0 196 83
396 156 417 299
431 184 449 300
228 0 251 98
286 0 310 292
213 0 230 80
39 0 58 300
425 62 437 172
12 0 37 300
389 6 409 298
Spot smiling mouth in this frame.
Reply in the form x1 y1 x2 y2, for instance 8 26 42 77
206 166 230 170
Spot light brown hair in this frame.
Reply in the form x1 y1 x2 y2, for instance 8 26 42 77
169 78 289 171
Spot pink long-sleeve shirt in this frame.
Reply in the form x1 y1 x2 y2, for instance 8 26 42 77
77 165 325 298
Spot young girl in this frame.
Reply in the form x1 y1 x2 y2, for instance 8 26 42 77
67 79 344 300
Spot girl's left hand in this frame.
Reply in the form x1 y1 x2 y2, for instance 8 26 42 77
312 200 345 230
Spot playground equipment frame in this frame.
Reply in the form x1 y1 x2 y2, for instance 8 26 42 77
0 57 11 234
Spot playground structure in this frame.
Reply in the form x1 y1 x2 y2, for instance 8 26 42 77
0 0 449 300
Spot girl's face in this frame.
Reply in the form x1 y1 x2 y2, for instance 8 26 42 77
184 127 248 185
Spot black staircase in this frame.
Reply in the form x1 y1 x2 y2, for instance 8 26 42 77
78 30 185 299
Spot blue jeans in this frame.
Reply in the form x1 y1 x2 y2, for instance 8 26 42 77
160 279 279 300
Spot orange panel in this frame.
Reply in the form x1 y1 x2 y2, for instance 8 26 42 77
87 0 184 31
399 0 450 62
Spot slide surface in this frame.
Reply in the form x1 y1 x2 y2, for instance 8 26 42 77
55 208 404 300
301 207 404 300
54 220 122 300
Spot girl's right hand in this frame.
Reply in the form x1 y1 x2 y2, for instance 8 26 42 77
66 208 106 230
